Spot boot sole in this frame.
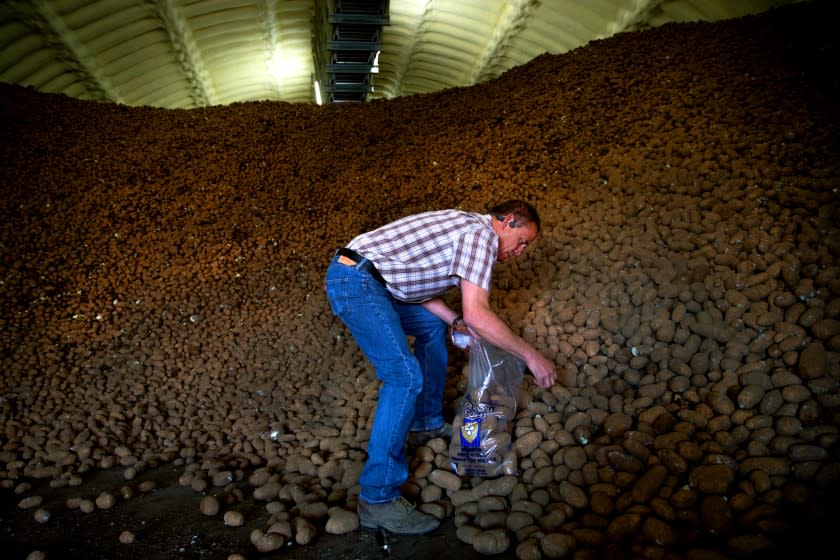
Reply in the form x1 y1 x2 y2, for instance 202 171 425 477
359 520 439 535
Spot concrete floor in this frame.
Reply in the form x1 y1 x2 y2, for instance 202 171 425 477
2 464 506 560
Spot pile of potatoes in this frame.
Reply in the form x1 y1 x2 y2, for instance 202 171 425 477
2 2 839 558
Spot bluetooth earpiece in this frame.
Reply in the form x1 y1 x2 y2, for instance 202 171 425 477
495 214 517 228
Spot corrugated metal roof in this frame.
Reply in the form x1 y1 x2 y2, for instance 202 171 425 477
0 0 808 108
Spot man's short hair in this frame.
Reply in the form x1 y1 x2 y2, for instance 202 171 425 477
490 200 541 232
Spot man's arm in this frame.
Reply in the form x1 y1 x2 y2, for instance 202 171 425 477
420 297 460 326
460 279 557 388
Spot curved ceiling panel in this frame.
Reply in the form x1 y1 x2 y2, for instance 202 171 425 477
0 0 808 108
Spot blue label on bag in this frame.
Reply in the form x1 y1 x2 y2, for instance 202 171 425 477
460 416 481 447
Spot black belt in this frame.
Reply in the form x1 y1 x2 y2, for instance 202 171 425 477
334 248 386 286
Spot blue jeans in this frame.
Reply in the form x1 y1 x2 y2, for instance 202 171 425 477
325 254 448 503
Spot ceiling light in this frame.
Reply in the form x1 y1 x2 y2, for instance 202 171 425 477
314 80 322 105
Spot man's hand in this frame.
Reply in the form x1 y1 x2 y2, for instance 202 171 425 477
449 320 474 349
527 353 557 388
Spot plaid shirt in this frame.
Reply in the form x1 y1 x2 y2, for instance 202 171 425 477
347 209 498 302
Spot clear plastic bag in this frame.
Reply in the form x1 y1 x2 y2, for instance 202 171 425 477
449 339 525 477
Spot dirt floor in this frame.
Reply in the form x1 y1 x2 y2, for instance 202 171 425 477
2 1 840 559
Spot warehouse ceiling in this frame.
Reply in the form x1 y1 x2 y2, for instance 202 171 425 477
0 0 807 108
